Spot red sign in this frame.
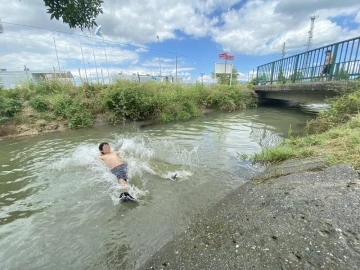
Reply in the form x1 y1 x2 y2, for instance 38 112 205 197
226 55 234 60
219 52 227 59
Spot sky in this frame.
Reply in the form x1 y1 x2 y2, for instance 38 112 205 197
0 0 360 83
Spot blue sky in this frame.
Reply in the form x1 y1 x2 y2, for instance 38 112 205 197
0 0 360 83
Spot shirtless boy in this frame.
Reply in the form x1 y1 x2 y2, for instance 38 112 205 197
99 142 135 200
321 50 332 81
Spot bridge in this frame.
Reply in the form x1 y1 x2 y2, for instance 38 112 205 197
253 36 360 105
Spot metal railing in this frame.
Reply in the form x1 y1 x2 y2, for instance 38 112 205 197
257 36 360 84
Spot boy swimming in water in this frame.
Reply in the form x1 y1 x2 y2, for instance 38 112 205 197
98 142 135 201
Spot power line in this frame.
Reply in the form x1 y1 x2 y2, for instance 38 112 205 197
1 20 258 76
1 20 218 65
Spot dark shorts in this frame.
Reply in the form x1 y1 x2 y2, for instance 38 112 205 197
322 64 331 75
111 164 128 181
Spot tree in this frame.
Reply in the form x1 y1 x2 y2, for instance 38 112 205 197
338 68 350 80
277 66 286 84
212 67 239 85
43 0 104 30
289 71 304 82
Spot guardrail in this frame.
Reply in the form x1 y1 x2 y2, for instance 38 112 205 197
257 36 360 84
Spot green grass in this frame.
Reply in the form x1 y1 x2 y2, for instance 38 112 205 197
0 79 257 130
245 82 360 169
246 85 360 169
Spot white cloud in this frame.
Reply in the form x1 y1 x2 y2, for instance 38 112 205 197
99 0 230 43
211 0 360 55
0 0 359 78
355 12 360 23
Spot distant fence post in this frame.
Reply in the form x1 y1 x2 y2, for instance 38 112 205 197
256 66 259 84
292 55 300 83
270 62 275 84
330 44 339 81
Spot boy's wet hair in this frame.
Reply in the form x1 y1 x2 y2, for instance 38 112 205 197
99 142 109 153
326 50 332 53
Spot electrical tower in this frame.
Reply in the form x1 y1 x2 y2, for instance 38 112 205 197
0 18 4 34
282 42 286 59
305 15 318 52
304 15 318 70
200 73 205 84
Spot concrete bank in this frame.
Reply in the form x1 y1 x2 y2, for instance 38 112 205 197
139 158 360 270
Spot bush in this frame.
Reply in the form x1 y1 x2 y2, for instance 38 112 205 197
68 109 94 129
28 79 75 95
49 94 94 129
309 86 360 133
0 79 259 132
103 81 157 121
102 80 257 123
50 93 73 117
30 96 49 112
201 85 257 111
0 90 23 117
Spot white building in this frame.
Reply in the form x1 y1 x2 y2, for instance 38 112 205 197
0 69 74 89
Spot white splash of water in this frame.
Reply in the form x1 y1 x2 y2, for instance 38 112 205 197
160 170 193 181
48 143 101 171
45 135 198 205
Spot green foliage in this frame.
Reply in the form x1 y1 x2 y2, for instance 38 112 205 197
1 79 258 132
308 85 360 133
212 67 239 85
103 81 157 121
277 67 286 84
0 89 22 118
82 82 105 99
68 109 94 129
43 0 104 30
159 103 200 122
252 146 295 164
30 96 48 112
244 82 360 169
289 71 304 82
202 84 257 112
31 79 75 95
51 93 73 117
49 93 94 129
102 80 256 124
337 68 350 80
246 77 258 88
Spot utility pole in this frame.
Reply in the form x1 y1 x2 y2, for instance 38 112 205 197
101 36 110 83
89 29 100 84
78 35 88 83
53 37 61 72
200 73 205 84
282 42 286 59
175 54 178 83
157 35 161 77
